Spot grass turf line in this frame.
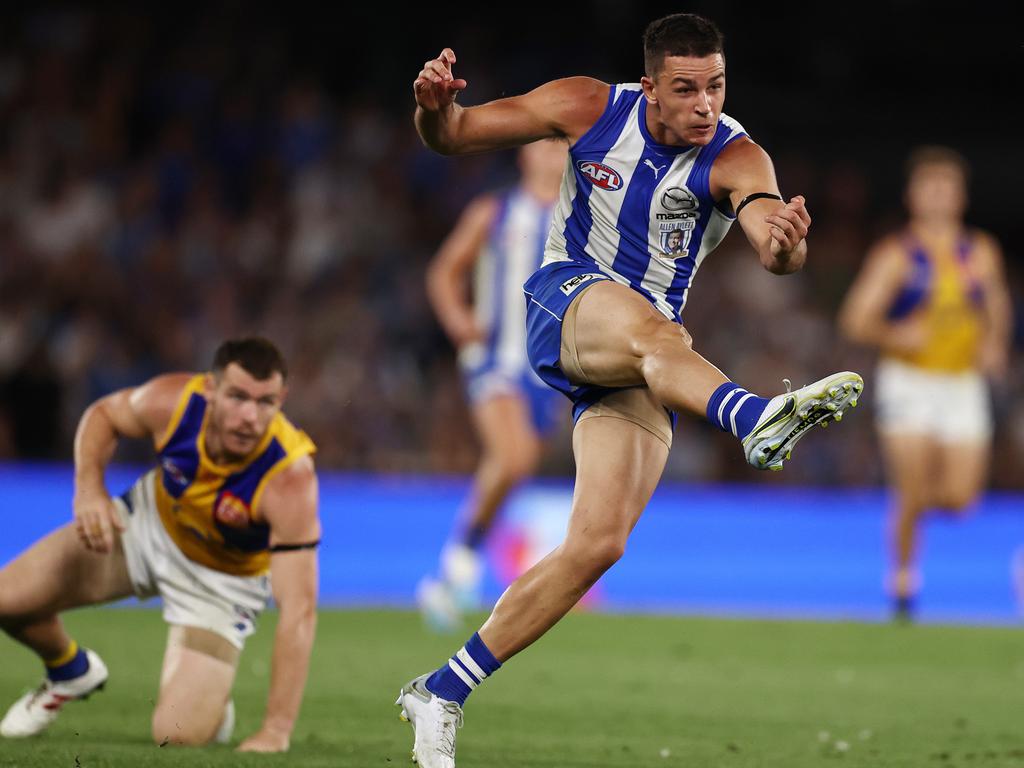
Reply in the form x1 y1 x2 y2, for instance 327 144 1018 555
0 608 1022 767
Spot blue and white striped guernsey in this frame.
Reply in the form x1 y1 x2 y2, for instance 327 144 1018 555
460 186 554 383
543 83 747 321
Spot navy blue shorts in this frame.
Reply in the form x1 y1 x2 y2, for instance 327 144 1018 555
523 261 628 422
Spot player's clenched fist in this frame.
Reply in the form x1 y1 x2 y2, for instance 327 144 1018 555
73 490 125 553
765 195 812 252
413 48 468 111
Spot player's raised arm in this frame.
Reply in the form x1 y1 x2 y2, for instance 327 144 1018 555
72 372 191 554
710 137 810 275
413 48 607 154
237 456 320 753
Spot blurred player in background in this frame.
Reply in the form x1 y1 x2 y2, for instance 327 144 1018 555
840 147 1011 620
418 139 568 630
0 338 319 752
400 13 864 766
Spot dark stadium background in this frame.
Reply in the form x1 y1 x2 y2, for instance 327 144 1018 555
1 2 1020 488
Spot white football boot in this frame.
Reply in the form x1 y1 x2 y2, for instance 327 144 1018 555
0 649 108 738
742 371 864 471
396 673 463 768
213 699 235 744
440 544 483 612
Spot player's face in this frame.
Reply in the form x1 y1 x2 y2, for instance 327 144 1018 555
643 54 726 146
206 363 286 459
905 163 967 220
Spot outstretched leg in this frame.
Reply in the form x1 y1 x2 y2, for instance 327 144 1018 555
419 392 543 628
398 409 668 766
0 524 132 737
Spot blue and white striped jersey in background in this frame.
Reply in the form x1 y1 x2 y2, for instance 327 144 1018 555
544 83 747 321
459 187 554 383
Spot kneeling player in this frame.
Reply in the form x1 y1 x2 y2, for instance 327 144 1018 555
0 338 319 752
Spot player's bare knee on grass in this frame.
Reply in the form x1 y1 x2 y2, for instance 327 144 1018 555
152 709 219 747
152 626 236 746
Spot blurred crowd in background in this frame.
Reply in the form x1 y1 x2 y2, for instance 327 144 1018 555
1 6 1021 487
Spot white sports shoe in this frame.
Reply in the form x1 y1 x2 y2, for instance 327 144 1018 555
213 699 235 744
396 673 463 768
742 371 864 471
416 577 461 633
0 649 108 738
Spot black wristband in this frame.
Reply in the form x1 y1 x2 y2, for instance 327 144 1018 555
735 192 783 217
269 539 320 553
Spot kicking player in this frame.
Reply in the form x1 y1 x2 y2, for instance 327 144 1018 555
0 338 319 752
839 147 1011 620
398 13 864 766
418 139 568 629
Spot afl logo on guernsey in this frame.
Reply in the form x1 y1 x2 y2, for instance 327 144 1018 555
215 491 252 528
577 160 623 191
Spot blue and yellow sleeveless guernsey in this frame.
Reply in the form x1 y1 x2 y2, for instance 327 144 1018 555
885 230 984 373
153 375 316 576
543 83 747 320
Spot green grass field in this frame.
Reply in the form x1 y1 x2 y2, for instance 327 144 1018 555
1 608 1022 767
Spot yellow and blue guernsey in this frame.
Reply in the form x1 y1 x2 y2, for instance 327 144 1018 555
153 375 316 576
885 230 985 373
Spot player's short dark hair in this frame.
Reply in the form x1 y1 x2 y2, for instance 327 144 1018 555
905 145 970 183
643 13 724 77
212 337 287 382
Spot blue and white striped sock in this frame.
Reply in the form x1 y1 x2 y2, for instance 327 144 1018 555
424 632 502 706
706 382 770 439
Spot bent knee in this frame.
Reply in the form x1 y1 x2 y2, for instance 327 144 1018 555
631 317 686 360
483 446 540 487
563 534 627 578
936 490 979 514
152 708 218 747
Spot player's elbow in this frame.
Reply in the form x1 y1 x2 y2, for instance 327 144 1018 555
280 597 318 632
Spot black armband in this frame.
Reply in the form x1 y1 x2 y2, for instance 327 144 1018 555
269 539 320 553
735 192 783 217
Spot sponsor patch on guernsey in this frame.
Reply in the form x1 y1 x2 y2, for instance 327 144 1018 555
559 273 604 296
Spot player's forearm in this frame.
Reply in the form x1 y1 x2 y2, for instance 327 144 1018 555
73 401 120 497
261 606 317 736
415 104 466 155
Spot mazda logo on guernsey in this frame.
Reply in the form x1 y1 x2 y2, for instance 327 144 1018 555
577 160 623 191
662 187 698 211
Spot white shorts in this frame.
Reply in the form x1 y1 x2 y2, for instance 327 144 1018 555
114 471 271 649
874 358 992 443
